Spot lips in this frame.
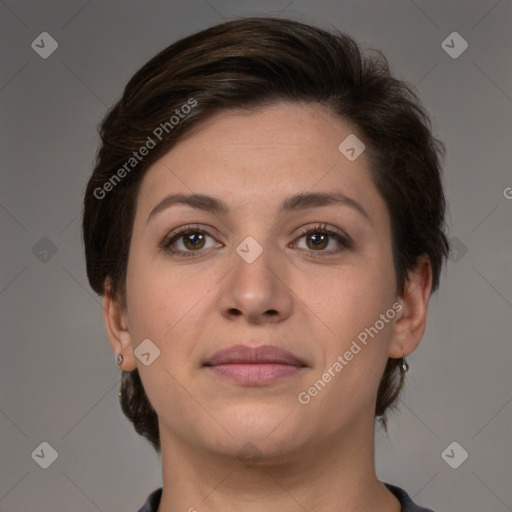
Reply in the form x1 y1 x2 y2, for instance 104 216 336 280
203 344 306 367
203 344 307 386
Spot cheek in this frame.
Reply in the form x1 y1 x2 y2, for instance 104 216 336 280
124 247 219 363
125 244 187 328
123 253 205 403
311 259 395 338
304 253 397 406
304 271 397 422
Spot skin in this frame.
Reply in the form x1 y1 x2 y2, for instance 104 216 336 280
104 102 432 512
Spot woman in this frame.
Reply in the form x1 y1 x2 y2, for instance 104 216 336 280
82 17 448 512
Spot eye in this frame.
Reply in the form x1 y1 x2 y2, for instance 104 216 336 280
291 223 351 254
160 225 223 257
160 223 351 258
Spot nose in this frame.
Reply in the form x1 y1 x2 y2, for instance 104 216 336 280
218 242 293 325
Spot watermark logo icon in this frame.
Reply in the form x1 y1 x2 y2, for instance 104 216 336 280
31 441 58 469
442 32 468 59
441 441 468 469
237 442 263 467
134 338 161 366
31 32 58 59
338 134 365 161
32 237 58 263
236 236 263 263
448 236 468 263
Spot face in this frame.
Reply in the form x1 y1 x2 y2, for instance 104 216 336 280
119 102 403 461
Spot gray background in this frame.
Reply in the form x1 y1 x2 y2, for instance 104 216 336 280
1 1 511 511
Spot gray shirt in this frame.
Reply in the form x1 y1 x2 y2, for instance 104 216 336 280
136 483 435 511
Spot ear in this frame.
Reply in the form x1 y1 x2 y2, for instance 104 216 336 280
388 255 433 359
103 278 137 371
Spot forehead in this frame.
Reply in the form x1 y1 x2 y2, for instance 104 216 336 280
169 102 362 167
135 102 383 221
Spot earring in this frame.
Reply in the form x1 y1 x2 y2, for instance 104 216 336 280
400 355 409 373
116 354 123 397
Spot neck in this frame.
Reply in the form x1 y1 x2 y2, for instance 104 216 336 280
156 414 401 512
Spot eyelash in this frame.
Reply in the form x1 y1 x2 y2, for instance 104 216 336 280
160 223 352 258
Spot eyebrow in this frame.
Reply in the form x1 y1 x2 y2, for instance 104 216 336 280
146 191 370 225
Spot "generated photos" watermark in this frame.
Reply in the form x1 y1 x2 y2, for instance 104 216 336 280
298 301 403 405
93 97 197 200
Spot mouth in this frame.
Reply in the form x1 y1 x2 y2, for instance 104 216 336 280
203 344 307 386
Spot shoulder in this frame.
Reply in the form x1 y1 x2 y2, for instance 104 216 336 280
385 483 436 512
136 487 162 512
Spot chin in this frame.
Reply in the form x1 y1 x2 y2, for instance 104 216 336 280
203 406 309 457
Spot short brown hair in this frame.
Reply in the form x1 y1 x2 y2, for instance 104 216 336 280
82 17 448 453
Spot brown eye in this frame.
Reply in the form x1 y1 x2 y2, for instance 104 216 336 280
292 225 352 254
305 232 329 250
161 226 222 258
181 232 206 250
